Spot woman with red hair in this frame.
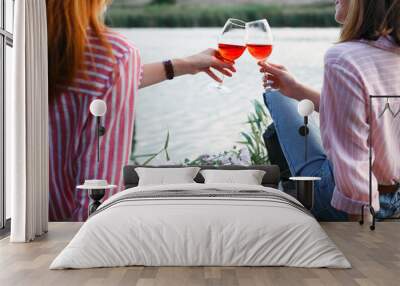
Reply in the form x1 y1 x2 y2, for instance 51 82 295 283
46 0 236 221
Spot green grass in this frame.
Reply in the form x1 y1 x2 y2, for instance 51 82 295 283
105 3 339 28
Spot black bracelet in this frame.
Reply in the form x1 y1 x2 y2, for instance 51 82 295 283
163 60 175 80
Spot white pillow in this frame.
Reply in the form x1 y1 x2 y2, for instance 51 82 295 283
200 169 266 185
135 167 201 186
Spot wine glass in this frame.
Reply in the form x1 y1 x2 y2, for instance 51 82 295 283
209 18 246 94
246 19 274 92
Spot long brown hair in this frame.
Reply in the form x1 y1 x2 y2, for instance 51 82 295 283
46 0 112 100
340 0 400 44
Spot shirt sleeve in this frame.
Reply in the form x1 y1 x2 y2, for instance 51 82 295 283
320 62 379 214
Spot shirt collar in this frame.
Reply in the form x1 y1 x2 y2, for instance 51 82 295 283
360 36 400 55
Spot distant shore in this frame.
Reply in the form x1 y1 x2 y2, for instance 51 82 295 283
106 3 339 28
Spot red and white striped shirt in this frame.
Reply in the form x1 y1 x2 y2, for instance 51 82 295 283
320 36 400 214
49 30 142 221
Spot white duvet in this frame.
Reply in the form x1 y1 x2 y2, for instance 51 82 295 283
50 183 351 269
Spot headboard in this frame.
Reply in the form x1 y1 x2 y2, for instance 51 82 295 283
123 165 281 189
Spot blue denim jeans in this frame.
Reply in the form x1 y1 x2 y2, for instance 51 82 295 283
264 91 347 221
264 91 400 221
377 191 400 219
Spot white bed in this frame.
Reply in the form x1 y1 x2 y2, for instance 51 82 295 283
50 183 351 269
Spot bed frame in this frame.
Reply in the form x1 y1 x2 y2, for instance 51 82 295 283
123 165 281 189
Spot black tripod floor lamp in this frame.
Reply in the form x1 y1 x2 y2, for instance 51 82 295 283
359 95 400 231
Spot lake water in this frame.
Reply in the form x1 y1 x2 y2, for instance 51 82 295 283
118 28 340 164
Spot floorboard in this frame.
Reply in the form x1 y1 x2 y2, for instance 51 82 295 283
0 222 399 286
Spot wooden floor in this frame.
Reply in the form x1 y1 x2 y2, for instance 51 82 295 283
1 222 400 286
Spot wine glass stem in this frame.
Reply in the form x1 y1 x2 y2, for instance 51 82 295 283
263 60 272 92
218 75 225 89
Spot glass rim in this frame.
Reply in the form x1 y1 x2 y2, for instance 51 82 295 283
246 19 270 27
227 18 246 28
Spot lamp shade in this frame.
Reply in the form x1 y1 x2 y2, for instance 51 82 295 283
298 99 315 117
90 100 107 117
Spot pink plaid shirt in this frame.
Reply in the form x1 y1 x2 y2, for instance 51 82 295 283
320 36 400 214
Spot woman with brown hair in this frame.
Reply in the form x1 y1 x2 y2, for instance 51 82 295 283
46 0 236 221
260 0 400 220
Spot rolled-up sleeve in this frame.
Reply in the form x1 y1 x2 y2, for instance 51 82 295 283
320 62 379 214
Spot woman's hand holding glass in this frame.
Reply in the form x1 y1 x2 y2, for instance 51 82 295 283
176 48 237 83
259 61 321 111
259 62 299 99
140 49 237 89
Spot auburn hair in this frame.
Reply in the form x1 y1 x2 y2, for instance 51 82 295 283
46 0 113 100
340 0 400 44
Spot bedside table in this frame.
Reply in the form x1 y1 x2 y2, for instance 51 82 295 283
289 177 321 210
77 181 117 216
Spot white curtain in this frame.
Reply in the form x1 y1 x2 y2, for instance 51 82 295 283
8 0 49 242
